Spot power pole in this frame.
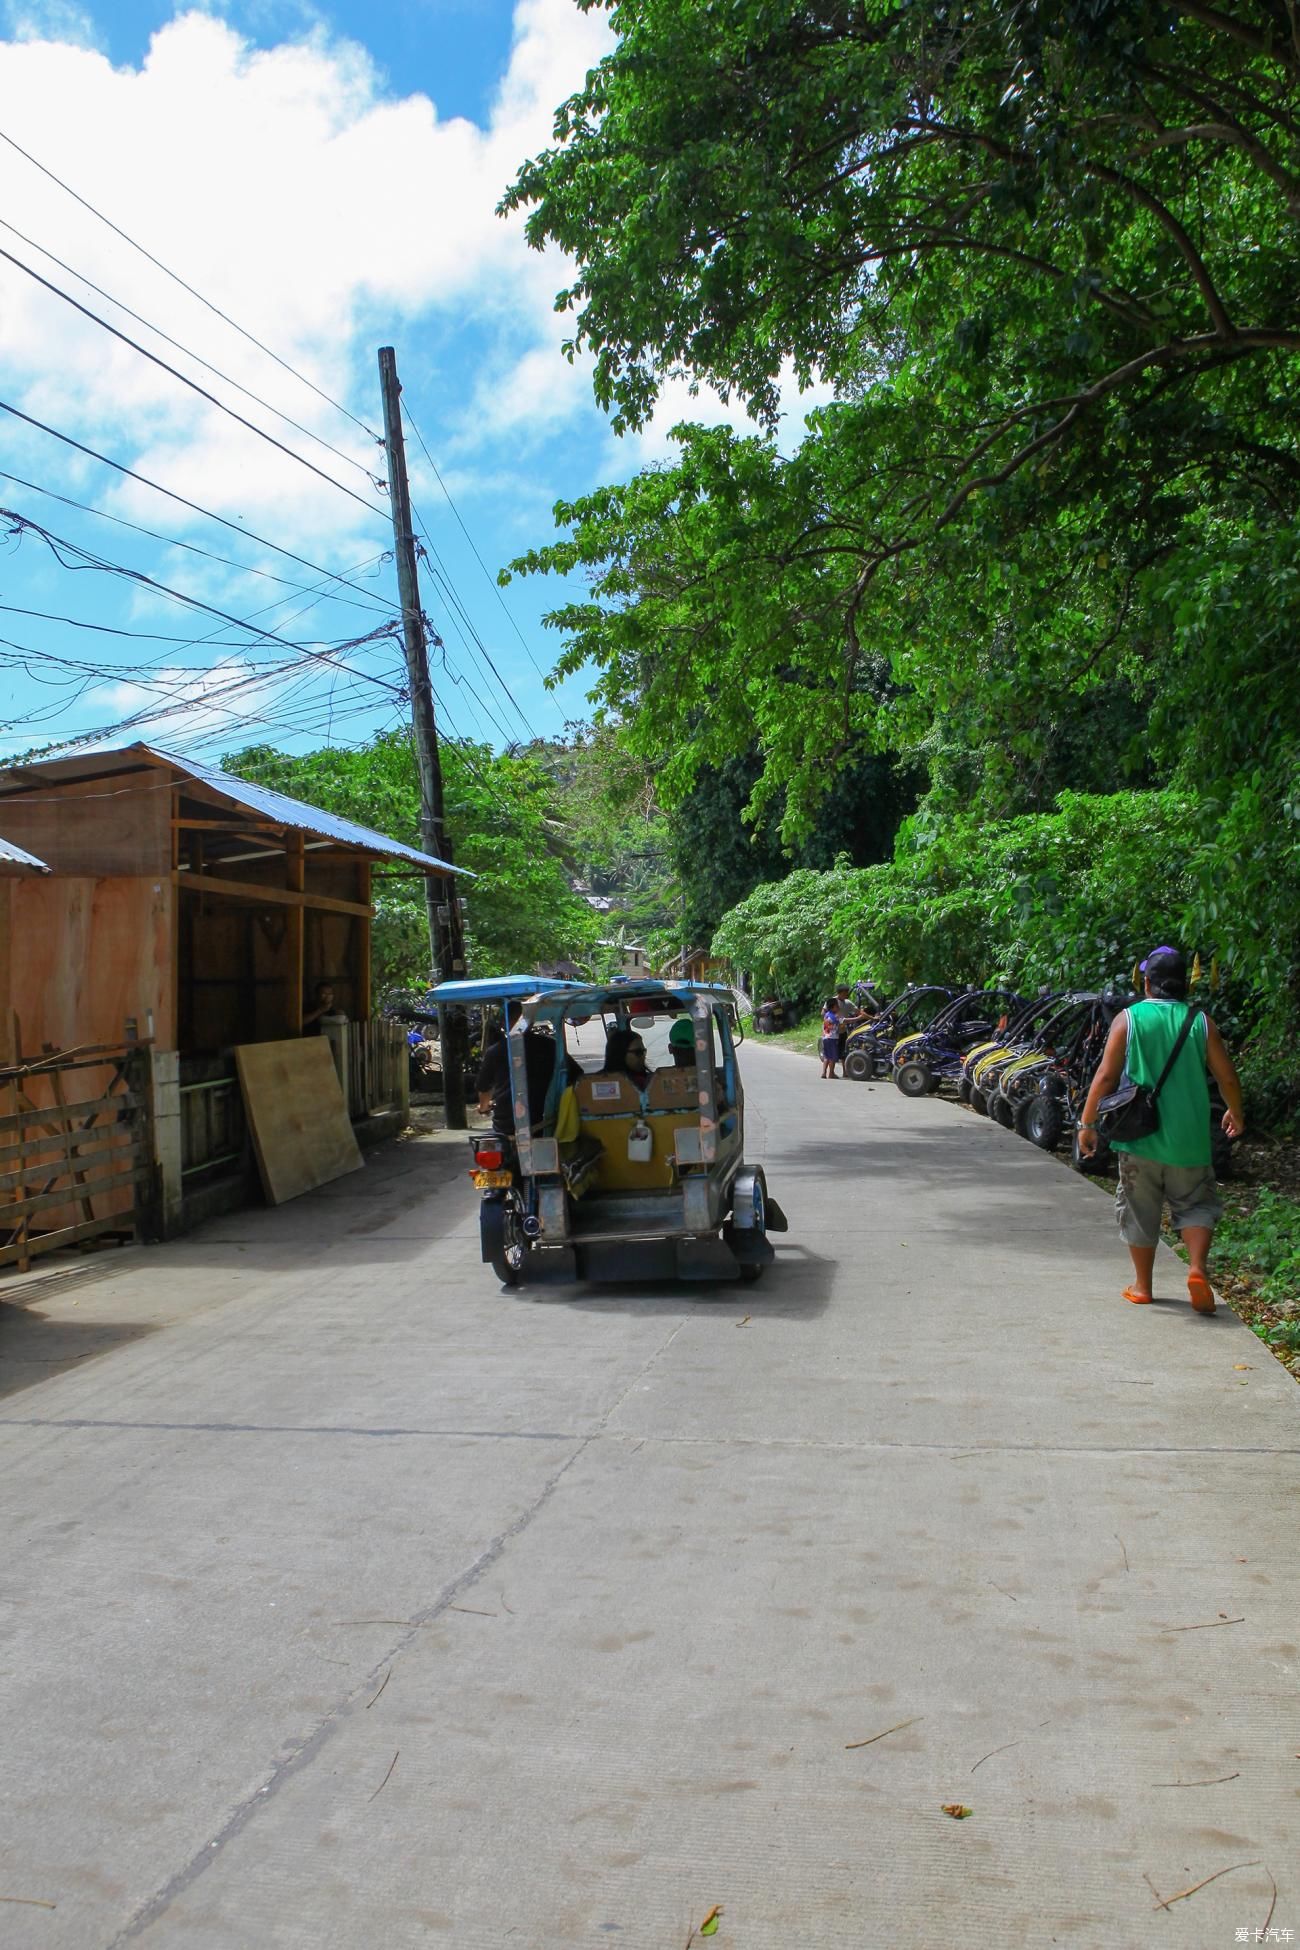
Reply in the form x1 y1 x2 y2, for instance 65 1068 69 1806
377 345 468 1129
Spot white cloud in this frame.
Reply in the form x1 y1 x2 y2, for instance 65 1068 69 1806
0 1 613 541
2 0 101 49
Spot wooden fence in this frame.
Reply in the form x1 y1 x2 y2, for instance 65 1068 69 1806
179 1055 246 1187
345 1018 409 1120
0 1044 151 1272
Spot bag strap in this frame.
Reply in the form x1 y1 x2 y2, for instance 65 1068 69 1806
1148 1003 1203 1105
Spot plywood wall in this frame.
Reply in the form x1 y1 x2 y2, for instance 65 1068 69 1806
3 875 174 1056
0 774 171 877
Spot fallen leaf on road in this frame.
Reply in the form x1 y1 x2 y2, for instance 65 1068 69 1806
1234 1364 1253 1370
735 1316 751 1328
941 1804 973 1819
700 1905 722 1936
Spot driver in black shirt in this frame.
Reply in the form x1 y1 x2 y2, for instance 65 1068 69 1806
476 1022 581 1134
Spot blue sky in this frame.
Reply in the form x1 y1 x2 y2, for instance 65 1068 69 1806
0 0 825 769
0 0 668 764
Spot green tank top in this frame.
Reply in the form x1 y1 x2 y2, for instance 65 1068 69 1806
1112 999 1211 1167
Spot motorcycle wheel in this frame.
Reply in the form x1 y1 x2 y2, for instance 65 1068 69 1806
483 1192 527 1289
1017 1096 1064 1150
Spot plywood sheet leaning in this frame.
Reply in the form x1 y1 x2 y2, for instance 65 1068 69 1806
234 1038 362 1206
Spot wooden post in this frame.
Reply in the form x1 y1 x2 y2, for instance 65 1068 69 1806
286 832 305 1036
378 345 468 1128
355 860 372 1021
0 884 12 1069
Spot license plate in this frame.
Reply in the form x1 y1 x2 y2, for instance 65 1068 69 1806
472 1169 514 1189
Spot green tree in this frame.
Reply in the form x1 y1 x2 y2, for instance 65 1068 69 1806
222 732 599 992
503 0 1300 1095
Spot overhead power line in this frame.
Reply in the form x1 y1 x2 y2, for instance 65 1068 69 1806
0 243 391 522
2 503 405 693
0 397 401 614
0 468 394 618
0 124 380 444
0 215 384 491
0 600 360 647
405 408 549 681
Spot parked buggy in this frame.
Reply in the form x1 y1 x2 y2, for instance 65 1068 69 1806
841 985 957 1081
890 988 1027 1098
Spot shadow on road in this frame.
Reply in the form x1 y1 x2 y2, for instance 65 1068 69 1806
0 1300 158 1402
506 1241 833 1322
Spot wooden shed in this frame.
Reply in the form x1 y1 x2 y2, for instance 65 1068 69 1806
0 744 465 1241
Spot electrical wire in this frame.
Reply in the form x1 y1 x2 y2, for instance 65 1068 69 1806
405 406 548 679
0 468 394 618
0 601 358 647
0 213 384 489
0 397 401 613
0 242 391 520
1 504 406 692
414 528 537 743
0 124 381 443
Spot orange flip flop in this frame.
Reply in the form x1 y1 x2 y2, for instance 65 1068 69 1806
1187 1272 1216 1314
1123 1286 1152 1305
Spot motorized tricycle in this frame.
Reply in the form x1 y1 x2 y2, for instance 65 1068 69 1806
431 976 788 1290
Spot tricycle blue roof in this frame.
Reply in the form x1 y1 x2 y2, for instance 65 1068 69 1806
524 979 736 1014
426 975 571 1004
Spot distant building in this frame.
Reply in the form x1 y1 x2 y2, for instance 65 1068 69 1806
659 945 727 986
599 940 649 979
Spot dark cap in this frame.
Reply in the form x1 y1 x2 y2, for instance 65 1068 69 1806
1141 945 1187 997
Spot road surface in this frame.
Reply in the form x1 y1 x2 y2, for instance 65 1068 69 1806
1 1043 1297 1948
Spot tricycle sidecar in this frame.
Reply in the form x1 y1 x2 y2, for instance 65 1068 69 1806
433 977 787 1290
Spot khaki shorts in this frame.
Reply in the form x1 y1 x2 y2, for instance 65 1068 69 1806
1115 1153 1222 1247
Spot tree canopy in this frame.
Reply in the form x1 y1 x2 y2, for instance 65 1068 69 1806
503 0 1300 1093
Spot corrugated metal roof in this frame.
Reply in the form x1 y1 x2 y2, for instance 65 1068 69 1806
0 742 470 875
151 746 470 874
0 834 50 873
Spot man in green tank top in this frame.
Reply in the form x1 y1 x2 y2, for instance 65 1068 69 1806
1078 946 1244 1312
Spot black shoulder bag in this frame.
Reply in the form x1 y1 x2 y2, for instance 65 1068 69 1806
1096 1004 1203 1144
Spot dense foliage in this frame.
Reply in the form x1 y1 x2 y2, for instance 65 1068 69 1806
505 0 1300 1108
714 787 1193 994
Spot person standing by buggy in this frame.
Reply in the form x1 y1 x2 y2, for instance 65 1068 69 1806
819 998 841 1079
1078 947 1245 1312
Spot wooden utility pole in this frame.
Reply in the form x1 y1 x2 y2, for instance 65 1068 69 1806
377 345 468 1128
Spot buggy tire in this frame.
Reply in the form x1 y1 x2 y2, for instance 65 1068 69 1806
969 1086 988 1117
956 1077 972 1104
991 1094 1016 1128
842 1048 871 1081
896 1061 932 1098
1018 1096 1064 1150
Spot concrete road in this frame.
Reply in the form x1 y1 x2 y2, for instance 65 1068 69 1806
1 1045 1297 1949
